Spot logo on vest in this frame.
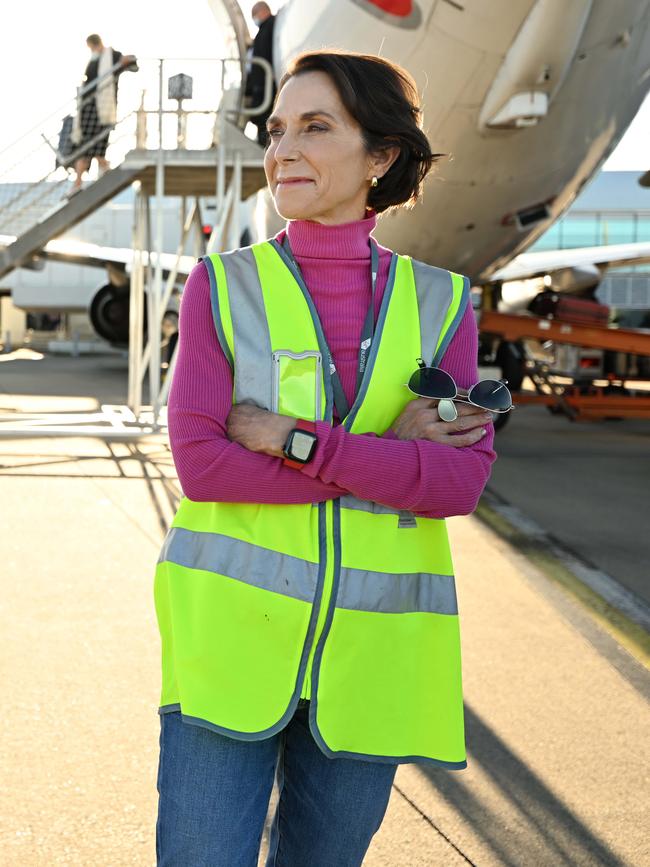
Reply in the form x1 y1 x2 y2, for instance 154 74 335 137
359 338 372 372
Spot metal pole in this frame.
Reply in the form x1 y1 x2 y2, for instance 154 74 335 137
128 186 145 417
217 61 226 218
193 197 205 259
141 193 152 392
228 150 242 250
206 184 231 254
145 194 157 401
159 335 180 407
140 199 197 373
151 58 165 427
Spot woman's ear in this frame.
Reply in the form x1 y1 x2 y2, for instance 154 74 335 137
370 145 400 181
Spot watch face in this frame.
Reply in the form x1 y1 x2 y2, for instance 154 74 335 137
291 430 316 461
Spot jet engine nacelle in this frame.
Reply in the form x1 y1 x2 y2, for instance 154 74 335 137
546 265 602 295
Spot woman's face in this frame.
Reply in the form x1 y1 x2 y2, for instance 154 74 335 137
264 71 376 225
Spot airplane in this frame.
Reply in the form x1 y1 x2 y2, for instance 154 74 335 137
255 0 650 281
3 0 650 368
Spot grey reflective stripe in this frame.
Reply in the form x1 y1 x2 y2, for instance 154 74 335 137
340 495 417 527
337 567 457 615
340 494 401 517
433 275 471 366
202 256 234 368
159 526 318 603
411 259 454 367
220 247 273 408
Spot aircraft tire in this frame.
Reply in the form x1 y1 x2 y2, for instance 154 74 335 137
89 284 133 347
495 340 525 392
491 410 511 432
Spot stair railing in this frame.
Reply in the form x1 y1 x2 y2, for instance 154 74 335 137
0 57 258 239
0 59 137 233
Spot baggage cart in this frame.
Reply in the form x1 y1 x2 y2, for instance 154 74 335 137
479 309 650 426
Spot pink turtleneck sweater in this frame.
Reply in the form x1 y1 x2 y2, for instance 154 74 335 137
168 213 496 518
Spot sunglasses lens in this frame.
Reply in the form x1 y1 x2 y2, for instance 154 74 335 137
468 380 512 412
408 367 456 399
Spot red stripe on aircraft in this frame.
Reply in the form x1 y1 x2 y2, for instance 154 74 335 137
367 0 412 16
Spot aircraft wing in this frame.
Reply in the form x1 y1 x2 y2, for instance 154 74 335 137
0 234 198 282
5 235 649 294
491 241 650 283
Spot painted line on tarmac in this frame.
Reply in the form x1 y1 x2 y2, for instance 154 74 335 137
477 488 650 675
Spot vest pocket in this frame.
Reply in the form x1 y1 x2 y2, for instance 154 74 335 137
272 350 322 419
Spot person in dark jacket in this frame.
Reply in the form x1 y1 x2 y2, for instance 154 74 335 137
245 3 277 145
69 34 137 194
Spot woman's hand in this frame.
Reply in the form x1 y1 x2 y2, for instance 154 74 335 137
392 398 491 447
226 403 296 457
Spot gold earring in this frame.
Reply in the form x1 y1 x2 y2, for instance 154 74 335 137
371 176 379 188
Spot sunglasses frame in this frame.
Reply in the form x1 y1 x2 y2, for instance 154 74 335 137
406 361 514 414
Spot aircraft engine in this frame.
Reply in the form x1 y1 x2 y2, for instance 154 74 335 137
547 265 602 295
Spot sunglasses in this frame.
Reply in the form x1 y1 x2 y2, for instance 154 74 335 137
407 359 514 422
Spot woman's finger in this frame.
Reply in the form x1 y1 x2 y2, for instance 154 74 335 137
449 412 492 431
453 402 493 418
422 420 487 445
442 427 488 447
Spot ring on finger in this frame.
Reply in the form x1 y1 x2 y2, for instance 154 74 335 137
437 399 458 422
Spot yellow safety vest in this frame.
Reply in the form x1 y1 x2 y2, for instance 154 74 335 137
155 238 470 768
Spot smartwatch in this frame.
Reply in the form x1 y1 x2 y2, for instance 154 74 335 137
283 419 318 468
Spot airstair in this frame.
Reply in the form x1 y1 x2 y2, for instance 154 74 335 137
0 4 273 437
0 165 141 278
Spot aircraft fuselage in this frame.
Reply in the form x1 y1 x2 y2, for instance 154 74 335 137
268 0 650 281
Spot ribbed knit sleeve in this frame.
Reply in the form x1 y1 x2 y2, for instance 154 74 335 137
301 302 496 518
168 216 496 517
167 261 347 504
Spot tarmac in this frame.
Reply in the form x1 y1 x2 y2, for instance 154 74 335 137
486 402 650 607
0 351 649 867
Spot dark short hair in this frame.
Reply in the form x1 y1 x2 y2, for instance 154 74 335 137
277 51 444 213
86 34 102 47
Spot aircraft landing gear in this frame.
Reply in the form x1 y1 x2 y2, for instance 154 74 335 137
495 339 525 392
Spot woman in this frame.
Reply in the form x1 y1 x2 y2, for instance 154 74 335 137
69 34 136 194
155 50 496 866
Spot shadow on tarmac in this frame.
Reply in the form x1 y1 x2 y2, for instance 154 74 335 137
0 439 180 539
420 705 627 867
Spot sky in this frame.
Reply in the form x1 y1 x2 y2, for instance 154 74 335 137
0 0 647 173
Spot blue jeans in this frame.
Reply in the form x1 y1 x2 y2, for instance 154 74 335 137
156 701 397 866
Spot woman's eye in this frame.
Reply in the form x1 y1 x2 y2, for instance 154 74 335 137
266 124 327 139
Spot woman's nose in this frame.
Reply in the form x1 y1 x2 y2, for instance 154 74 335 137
273 131 299 162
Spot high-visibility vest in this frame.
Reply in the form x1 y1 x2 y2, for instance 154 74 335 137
155 238 470 768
